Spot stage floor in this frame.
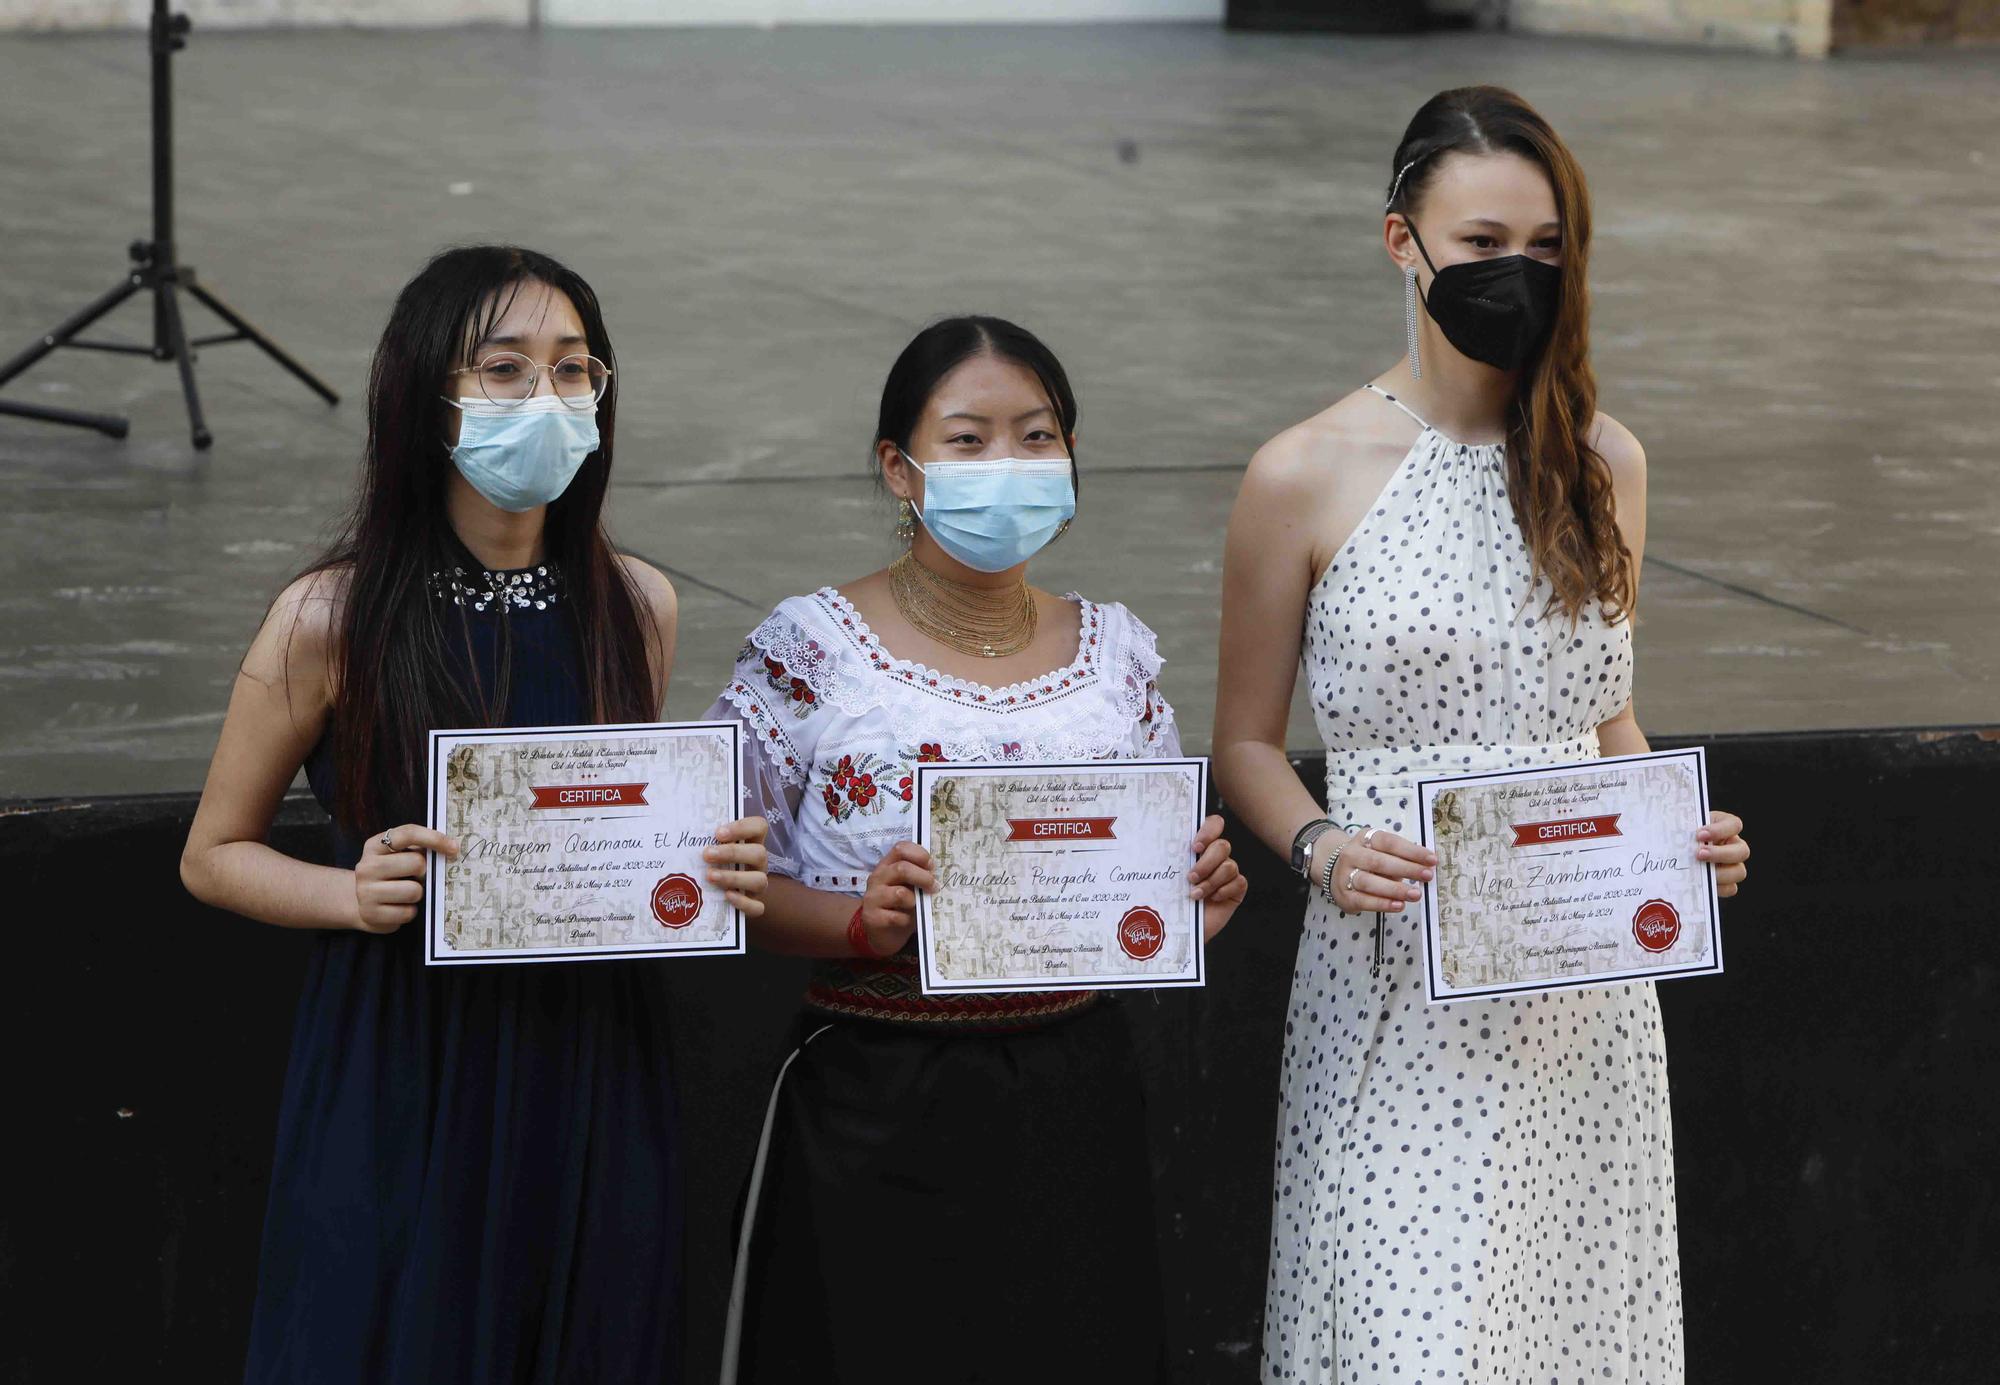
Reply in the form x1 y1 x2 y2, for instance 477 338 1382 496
1 23 1994 799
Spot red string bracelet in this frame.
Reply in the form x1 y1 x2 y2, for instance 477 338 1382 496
846 906 879 959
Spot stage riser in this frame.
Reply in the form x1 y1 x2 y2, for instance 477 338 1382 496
4 725 1993 1382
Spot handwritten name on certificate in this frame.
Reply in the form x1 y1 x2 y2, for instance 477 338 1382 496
423 721 744 966
1414 747 1723 1005
913 758 1207 994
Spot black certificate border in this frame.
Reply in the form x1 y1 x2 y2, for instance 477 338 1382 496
913 756 1209 995
1412 745 1724 1006
423 719 746 966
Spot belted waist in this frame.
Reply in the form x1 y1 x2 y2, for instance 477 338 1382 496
1323 734 1601 810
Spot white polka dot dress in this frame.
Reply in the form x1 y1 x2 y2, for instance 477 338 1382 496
1261 386 1681 1383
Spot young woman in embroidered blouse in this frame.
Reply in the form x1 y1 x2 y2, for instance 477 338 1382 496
709 315 1247 1383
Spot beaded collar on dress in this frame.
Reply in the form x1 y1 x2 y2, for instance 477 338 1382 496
429 559 564 613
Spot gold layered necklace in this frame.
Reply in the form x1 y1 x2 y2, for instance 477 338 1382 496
889 551 1038 659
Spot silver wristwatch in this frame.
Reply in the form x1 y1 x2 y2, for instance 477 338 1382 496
1290 818 1336 879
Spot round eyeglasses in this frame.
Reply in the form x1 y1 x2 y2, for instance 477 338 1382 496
451 352 610 408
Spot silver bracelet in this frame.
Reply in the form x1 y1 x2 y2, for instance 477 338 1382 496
1319 842 1344 903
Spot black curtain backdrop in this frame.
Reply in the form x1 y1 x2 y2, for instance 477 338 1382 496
3 727 1995 1383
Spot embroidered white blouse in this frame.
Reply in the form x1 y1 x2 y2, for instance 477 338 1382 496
706 586 1182 896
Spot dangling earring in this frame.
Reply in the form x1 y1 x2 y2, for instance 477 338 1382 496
1404 264 1423 380
896 498 916 542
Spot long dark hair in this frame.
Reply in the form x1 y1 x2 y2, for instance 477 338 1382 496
300 245 655 831
1387 86 1635 624
873 315 1081 506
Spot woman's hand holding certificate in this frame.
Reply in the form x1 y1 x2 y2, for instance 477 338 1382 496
1415 747 1725 1004
354 825 460 934
850 842 937 958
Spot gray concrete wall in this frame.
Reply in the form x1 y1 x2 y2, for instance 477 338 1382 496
0 0 528 29
0 0 1224 32
548 1 1225 23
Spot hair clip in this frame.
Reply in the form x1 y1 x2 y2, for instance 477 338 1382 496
1385 156 1422 211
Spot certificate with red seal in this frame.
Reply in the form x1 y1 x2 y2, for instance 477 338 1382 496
423 721 744 965
1414 747 1723 1004
913 758 1207 994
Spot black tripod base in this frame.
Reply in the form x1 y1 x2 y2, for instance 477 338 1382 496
0 252 338 450
0 398 130 439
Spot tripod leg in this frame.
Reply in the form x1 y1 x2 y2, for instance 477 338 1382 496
0 399 131 438
183 281 340 406
0 273 144 390
156 280 211 450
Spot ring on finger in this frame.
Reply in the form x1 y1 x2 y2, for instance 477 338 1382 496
1346 867 1360 894
381 833 395 851
1360 827 1380 849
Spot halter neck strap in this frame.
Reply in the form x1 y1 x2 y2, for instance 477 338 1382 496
1364 383 1431 432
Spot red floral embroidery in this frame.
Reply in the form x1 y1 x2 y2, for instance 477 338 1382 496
761 654 819 716
888 742 953 806
1141 680 1166 742
742 637 830 721
816 751 900 824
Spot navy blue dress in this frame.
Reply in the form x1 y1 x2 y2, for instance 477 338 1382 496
244 561 684 1385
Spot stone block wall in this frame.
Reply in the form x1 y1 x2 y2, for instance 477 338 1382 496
1508 0 1835 55
1833 0 2000 42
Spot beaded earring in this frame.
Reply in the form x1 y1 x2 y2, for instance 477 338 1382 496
896 498 916 542
1404 264 1423 380
1386 154 1426 381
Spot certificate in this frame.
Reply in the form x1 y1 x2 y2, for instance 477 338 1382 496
913 758 1207 994
1414 747 1722 1004
424 721 745 965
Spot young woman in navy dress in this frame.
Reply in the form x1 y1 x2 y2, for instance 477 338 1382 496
181 245 769 1385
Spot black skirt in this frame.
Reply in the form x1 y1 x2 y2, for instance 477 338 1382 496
726 1000 1168 1384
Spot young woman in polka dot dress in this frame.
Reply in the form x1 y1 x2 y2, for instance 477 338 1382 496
1212 88 1752 1383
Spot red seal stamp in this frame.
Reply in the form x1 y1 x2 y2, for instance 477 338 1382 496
650 874 703 929
1632 898 1681 953
1117 905 1166 961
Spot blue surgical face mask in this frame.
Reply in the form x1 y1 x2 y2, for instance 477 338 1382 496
444 395 599 513
901 452 1076 573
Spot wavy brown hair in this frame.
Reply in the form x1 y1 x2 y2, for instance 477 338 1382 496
1388 86 1635 624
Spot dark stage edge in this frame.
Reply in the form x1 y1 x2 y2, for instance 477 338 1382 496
3 725 1996 1383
